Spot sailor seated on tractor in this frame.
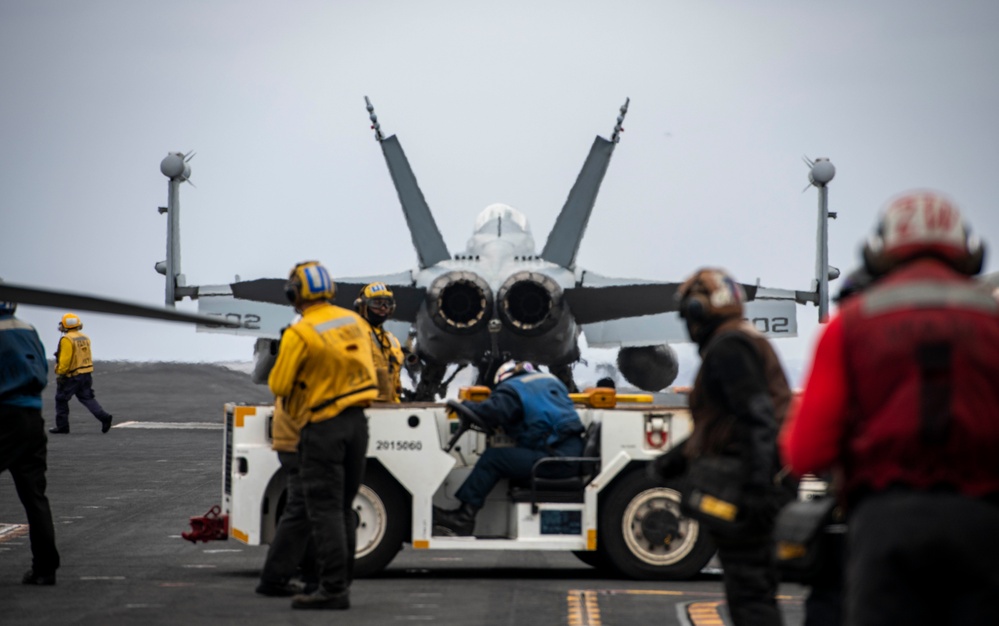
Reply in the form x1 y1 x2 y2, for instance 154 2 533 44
432 360 586 536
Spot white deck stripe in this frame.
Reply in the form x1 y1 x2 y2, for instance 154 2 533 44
113 421 222 430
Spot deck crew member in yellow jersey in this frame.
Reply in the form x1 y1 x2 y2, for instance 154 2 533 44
51 313 112 434
354 283 404 403
268 261 378 611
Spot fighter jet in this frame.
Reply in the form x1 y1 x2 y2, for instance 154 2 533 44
162 98 824 400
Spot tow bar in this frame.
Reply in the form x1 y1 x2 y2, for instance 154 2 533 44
182 505 228 543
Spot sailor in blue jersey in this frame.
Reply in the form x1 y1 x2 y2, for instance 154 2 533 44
433 361 585 536
0 295 60 585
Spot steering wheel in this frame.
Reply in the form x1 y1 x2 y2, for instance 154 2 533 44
444 399 493 452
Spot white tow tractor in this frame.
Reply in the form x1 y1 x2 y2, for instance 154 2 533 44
184 388 719 580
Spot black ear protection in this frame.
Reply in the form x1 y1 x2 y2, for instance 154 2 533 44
964 236 987 275
861 230 889 278
284 261 320 305
678 292 707 322
284 277 301 304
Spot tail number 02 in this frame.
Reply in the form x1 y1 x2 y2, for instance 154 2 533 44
203 312 261 330
747 317 789 334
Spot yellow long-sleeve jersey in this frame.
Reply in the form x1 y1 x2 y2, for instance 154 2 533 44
55 331 94 377
268 302 378 425
364 321 404 403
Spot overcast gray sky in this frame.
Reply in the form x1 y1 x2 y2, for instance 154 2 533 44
2 0 997 386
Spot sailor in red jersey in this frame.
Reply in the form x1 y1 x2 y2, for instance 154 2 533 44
781 190 999 626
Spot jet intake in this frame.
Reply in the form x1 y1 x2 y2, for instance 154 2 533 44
427 271 493 334
498 272 563 336
617 345 679 392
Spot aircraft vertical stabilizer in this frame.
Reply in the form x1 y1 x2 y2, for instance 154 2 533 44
367 97 450 268
540 98 628 270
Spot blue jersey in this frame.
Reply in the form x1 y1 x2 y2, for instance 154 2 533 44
0 314 48 409
468 372 583 451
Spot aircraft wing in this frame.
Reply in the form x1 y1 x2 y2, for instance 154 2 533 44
577 277 800 347
0 281 238 327
225 271 424 322
565 272 759 325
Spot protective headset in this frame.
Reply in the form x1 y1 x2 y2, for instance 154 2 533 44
60 312 82 331
677 269 745 323
679 293 706 323
863 225 985 277
862 190 985 277
353 282 396 319
284 261 335 305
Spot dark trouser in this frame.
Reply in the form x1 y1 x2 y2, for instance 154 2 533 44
259 451 317 585
0 404 60 575
713 532 783 626
804 530 845 626
299 407 368 594
455 436 584 508
55 373 110 430
847 490 999 626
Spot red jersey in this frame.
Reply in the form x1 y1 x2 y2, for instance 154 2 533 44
782 259 999 500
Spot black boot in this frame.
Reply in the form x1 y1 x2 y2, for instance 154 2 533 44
433 502 479 537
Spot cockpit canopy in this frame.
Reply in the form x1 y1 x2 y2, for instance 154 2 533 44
473 203 531 235
467 203 535 256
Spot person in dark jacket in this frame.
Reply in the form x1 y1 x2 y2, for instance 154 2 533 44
782 190 999 625
0 295 60 585
650 268 791 626
432 360 585 536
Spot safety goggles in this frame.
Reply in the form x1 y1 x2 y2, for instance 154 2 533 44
367 297 395 313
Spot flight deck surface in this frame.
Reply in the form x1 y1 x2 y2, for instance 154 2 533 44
1 362 808 626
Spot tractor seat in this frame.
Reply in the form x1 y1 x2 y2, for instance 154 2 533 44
509 421 602 507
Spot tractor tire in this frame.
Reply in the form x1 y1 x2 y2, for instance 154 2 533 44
598 469 715 580
352 465 410 578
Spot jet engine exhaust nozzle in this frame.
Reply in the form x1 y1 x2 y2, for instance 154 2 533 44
497 272 563 336
427 271 493 334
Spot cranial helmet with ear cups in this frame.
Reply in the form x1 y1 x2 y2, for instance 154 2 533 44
60 312 82 331
862 190 985 276
284 261 335 305
676 268 746 323
354 282 396 320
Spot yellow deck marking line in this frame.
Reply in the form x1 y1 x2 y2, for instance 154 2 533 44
567 590 602 626
567 588 801 625
688 601 725 626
